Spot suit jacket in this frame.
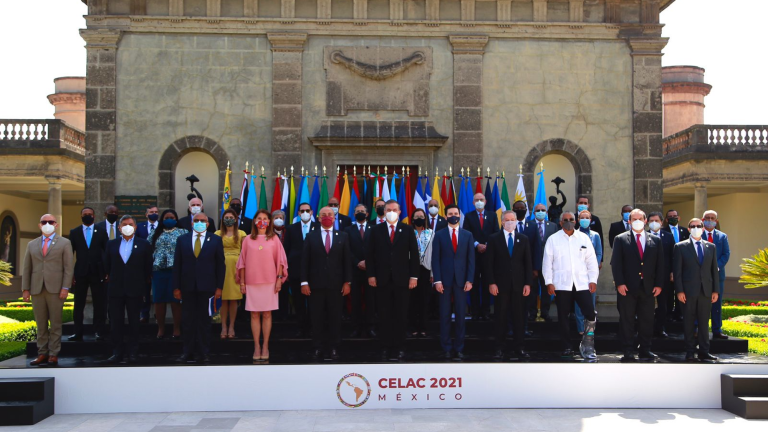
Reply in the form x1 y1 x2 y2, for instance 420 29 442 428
524 219 558 271
430 227 475 290
135 221 159 240
608 220 630 248
172 232 226 293
484 231 533 293
365 222 420 287
428 215 448 232
652 230 675 282
22 235 74 295
283 221 319 283
705 229 730 281
334 214 352 231
177 215 217 234
344 222 371 264
300 229 353 290
673 238 718 297
69 224 108 280
587 214 605 261
462 209 499 246
104 237 153 297
610 231 665 295
662 225 690 243
95 220 121 241
238 216 253 235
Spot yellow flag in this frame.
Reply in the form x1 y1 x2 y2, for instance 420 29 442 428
431 175 444 217
221 166 232 215
339 173 351 217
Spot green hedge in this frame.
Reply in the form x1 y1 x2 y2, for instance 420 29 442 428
0 342 26 362
0 321 37 342
722 306 768 320
0 307 73 323
747 338 768 356
720 321 768 339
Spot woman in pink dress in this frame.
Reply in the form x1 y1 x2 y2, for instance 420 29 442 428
237 209 288 362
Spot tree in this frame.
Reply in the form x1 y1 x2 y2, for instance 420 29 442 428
739 248 768 289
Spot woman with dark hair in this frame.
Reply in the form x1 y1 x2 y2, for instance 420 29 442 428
150 209 187 339
237 209 288 361
215 208 245 339
410 207 435 338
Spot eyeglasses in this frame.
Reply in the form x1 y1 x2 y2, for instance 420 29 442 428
562 219 576 223
690 224 703 229
328 203 339 207
40 220 56 225
299 209 312 214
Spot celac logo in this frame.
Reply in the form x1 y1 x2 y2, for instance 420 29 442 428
336 373 371 408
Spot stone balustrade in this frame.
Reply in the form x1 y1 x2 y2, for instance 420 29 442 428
0 119 86 156
663 125 768 160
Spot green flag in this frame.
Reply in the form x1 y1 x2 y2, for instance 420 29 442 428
500 176 511 211
259 175 268 211
320 176 329 208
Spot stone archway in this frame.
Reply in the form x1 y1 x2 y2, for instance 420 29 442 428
157 136 229 210
521 138 593 208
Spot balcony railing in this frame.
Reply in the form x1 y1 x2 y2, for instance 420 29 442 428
0 119 85 156
663 125 768 157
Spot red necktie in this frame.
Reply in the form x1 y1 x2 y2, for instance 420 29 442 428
324 230 331 253
42 238 50 257
452 228 458 253
359 224 365 239
431 217 436 230
708 232 713 243
390 225 395 243
379 218 385 224
479 212 484 229
636 234 644 260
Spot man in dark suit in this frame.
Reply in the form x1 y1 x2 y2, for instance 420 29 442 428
431 205 475 360
576 196 604 257
177 197 217 234
702 210 731 340
524 203 558 322
611 209 665 362
485 210 533 360
673 218 720 362
301 206 353 361
135 205 159 323
328 197 352 231
366 200 420 361
228 198 252 235
345 203 376 338
427 199 447 231
462 193 499 321
283 202 318 337
68 206 109 341
95 204 120 241
649 211 675 337
607 204 633 248
662 208 689 321
103 215 153 364
172 212 226 363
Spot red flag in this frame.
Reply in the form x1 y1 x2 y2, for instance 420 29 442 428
447 177 455 205
405 172 414 217
352 175 360 199
441 176 449 208
270 175 282 212
333 173 342 201
475 176 483 194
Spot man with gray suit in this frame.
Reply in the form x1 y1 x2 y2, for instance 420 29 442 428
22 214 74 367
673 218 719 362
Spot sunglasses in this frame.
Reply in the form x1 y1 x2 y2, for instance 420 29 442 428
690 224 703 229
40 220 56 225
299 209 312 214
562 219 576 223
328 203 339 207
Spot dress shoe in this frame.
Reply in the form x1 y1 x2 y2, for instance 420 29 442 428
368 328 378 338
654 331 669 339
30 355 48 366
396 351 406 361
311 349 322 361
621 352 637 363
514 349 531 360
639 351 659 361
127 355 138 364
380 350 389 361
524 330 533 337
139 317 148 324
454 351 465 361
713 333 729 340
699 352 718 362
200 355 211 364
685 353 697 362
176 353 193 363
493 349 504 360
561 349 574 358
95 332 104 341
47 356 59 366
330 349 340 361
443 351 453 360
67 334 83 341
349 329 361 338
103 354 123 364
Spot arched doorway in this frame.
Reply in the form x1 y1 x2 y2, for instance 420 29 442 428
174 151 220 227
533 153 577 217
0 213 19 276
522 138 594 212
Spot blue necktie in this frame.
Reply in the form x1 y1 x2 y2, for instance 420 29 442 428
672 227 679 243
696 241 704 265
508 233 514 257
85 226 92 248
303 224 308 240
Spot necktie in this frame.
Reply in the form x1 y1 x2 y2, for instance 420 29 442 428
42 238 50 257
539 222 544 242
149 223 155 238
636 233 644 260
390 225 395 243
452 229 458 253
431 217 436 230
696 241 704 265
359 224 365 239
518 224 523 234
303 224 308 240
508 232 514 257
109 224 115 240
672 227 679 243
379 218 385 225
324 230 331 253
479 213 484 229
85 226 92 248
194 234 201 258
708 232 713 243
625 222 629 231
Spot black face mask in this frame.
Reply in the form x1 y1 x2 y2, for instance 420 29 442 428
668 218 678 226
230 204 242 215
81 215 94 225
514 210 527 221
376 206 385 216
106 214 119 224
148 213 159 222
412 218 425 227
355 212 367 222
447 216 460 226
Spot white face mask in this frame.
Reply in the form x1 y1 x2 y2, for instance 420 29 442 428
190 205 202 215
331 207 339 215
273 218 285 227
475 201 485 211
121 225 135 237
649 221 661 232
300 212 312 223
690 227 703 239
503 221 517 233
428 206 439 216
41 224 55 236
386 211 399 223
631 220 646 232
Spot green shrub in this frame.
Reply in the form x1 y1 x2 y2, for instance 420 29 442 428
0 342 25 362
722 306 768 320
747 338 768 356
0 307 73 323
720 320 768 339
0 321 37 342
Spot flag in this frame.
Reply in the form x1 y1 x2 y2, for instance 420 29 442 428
398 174 409 223
389 173 398 202
332 173 341 202
280 176 290 215
431 175 444 217
270 175 282 213
382 174 390 202
404 172 414 219
347 175 359 217
440 176 449 208
373 172 381 202
309 176 321 215
288 175 296 221
244 174 258 219
532 166 547 221
515 173 528 220
484 177 494 210
362 174 371 211
258 174 268 211
447 177 455 206
240 170 249 213
413 175 426 217
457 175 466 227
424 175 432 205
462 176 474 221
492 177 503 227
475 176 483 194
221 166 232 217
320 175 329 209
339 173 351 216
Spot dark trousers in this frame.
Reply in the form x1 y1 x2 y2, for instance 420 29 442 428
73 273 107 335
376 282 410 351
108 295 142 357
527 273 551 320
654 279 672 333
289 279 310 333
409 266 432 333
140 282 152 320
350 267 376 331
684 291 712 354
555 287 596 350
711 279 725 334
469 256 489 318
669 280 683 320
495 287 525 350
617 287 655 352
181 291 212 357
309 288 343 350
438 281 467 353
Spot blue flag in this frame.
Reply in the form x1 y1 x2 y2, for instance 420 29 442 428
389 173 398 202
397 175 408 222
348 179 359 217
309 176 320 215
532 167 547 220
244 175 258 219
293 175 305 222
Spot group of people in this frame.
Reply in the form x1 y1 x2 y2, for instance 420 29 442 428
21 190 730 366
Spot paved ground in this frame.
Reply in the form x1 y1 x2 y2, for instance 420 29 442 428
1 409 767 431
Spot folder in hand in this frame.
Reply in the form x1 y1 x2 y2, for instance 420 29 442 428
208 295 223 316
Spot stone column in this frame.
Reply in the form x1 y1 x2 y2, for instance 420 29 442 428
497 1 511 21
46 177 63 236
460 0 475 21
130 0 147 15
427 0 440 20
533 0 547 22
449 35 488 171
628 37 668 215
640 0 660 24
569 0 583 22
244 0 258 16
80 29 122 215
88 0 107 15
605 0 621 23
390 0 404 20
208 0 221 16
354 0 368 19
268 33 307 174
694 181 709 219
170 0 184 16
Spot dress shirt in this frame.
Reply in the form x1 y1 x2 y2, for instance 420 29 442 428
542 230 599 291
119 236 135 264
41 233 56 252
192 231 207 249
147 221 158 236
434 226 462 285
633 229 646 253
669 225 680 243
506 230 515 247
357 222 367 232
301 229 334 286
387 222 417 280
704 229 715 243
301 221 312 238
377 218 386 225
105 221 118 239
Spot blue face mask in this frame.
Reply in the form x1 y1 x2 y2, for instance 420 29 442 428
703 220 717 230
579 219 591 229
534 211 547 221
622 212 630 222
193 222 207 233
577 204 588 213
163 219 177 229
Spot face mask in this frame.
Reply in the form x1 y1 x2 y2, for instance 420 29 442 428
81 215 94 225
121 225 135 237
474 201 485 211
561 221 575 231
331 207 339 215
190 206 202 215
193 222 207 233
428 206 439 216
320 216 335 228
577 204 588 213
354 212 367 222
690 227 703 239
386 211 399 223
148 213 159 222
412 218 425 227
503 221 517 232
447 216 460 226
668 217 678 226
649 221 661 232
579 219 591 229
534 211 547 221
222 218 236 227
41 224 55 235
703 220 717 230
622 212 630 222
163 219 177 229
256 220 270 230
300 212 312 223
106 214 119 224
273 218 285 228
376 206 385 217
514 210 527 221
230 204 242 214
631 220 646 231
